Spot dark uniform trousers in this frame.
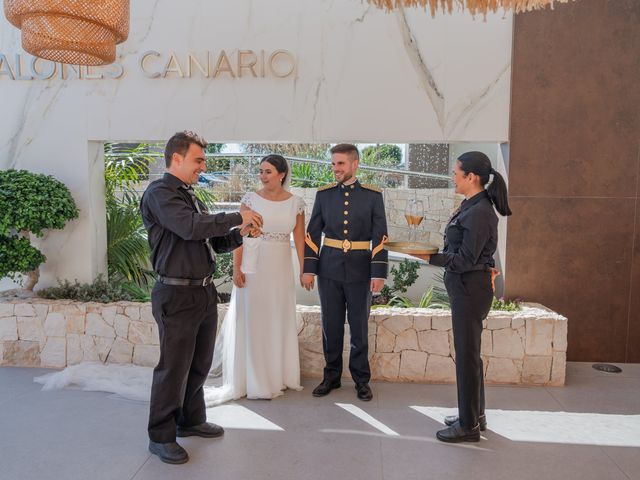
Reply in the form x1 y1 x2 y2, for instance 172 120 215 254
148 282 219 443
317 277 372 384
445 270 493 429
304 180 388 386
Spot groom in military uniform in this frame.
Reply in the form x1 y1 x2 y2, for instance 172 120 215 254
301 143 388 401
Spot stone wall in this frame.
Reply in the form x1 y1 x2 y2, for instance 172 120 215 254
0 299 567 386
291 187 462 247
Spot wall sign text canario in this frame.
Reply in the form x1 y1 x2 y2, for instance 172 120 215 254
0 49 297 81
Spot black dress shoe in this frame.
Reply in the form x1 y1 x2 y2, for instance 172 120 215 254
312 379 341 397
355 383 373 401
444 414 487 431
436 421 481 443
148 441 189 464
176 422 224 438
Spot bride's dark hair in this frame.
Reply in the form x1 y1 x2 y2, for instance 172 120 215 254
261 154 289 185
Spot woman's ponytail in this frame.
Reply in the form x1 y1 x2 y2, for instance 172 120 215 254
457 151 512 217
487 169 512 217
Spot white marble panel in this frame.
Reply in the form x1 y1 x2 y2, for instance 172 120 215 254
0 0 512 287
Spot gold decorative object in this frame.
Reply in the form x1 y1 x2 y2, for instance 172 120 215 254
4 0 130 66
384 241 439 255
366 0 575 16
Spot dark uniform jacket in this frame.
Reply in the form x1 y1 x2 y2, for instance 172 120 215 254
429 190 497 274
140 173 243 279
303 180 388 283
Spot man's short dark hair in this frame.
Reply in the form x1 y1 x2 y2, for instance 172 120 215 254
330 143 359 161
164 131 208 167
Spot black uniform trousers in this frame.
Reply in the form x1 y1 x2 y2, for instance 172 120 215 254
444 270 493 429
148 281 219 443
317 277 372 384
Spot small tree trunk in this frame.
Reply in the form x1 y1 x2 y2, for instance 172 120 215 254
23 267 39 291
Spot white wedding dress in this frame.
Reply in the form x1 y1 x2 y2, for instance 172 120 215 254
206 192 305 405
35 191 305 406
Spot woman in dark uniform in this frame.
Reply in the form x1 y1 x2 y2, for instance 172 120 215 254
414 151 511 443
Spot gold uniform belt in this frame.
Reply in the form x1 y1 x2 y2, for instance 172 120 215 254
323 238 370 253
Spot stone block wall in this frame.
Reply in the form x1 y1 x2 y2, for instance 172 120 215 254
0 300 160 369
0 299 567 386
291 187 462 247
298 303 567 386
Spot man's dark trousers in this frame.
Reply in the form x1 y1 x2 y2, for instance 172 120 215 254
317 276 372 384
148 282 218 443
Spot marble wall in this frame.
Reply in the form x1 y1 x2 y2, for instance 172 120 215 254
0 1 512 289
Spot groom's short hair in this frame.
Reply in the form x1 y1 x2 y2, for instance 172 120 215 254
330 143 359 161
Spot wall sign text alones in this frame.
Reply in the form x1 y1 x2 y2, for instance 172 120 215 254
0 49 297 80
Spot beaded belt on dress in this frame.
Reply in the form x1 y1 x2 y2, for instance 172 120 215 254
259 232 290 243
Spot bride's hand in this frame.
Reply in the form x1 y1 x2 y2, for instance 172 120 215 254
233 269 246 288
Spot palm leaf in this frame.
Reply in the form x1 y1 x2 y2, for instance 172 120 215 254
106 203 154 286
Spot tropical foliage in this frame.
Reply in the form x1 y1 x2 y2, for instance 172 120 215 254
104 143 156 294
103 143 231 301
290 162 334 187
373 262 521 311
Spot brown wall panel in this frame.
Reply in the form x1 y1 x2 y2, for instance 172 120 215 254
506 197 634 362
626 193 640 363
507 0 640 361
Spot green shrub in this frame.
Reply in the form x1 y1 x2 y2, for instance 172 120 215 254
377 259 420 304
491 297 522 311
38 276 141 303
0 169 79 289
0 236 46 281
214 252 233 290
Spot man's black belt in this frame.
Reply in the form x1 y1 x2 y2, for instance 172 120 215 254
158 274 215 287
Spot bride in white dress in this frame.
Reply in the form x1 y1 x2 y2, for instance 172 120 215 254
34 155 305 406
205 154 305 404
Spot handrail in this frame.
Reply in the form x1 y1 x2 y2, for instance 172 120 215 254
104 152 452 182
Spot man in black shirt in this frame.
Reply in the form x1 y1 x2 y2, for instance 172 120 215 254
141 131 262 464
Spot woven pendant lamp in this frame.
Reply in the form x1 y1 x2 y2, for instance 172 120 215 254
3 0 130 66
366 0 575 16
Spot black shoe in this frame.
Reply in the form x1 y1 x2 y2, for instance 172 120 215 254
148 441 189 464
436 421 481 443
355 383 373 401
176 422 224 438
444 414 487 431
312 379 341 397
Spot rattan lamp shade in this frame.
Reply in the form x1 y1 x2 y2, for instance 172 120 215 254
4 0 130 66
367 0 574 16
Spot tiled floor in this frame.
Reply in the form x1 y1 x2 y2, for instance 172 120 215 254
1 362 639 480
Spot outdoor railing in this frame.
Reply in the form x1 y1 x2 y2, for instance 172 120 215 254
104 152 453 209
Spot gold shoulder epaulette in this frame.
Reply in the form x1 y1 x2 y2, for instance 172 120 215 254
361 183 382 193
317 182 338 192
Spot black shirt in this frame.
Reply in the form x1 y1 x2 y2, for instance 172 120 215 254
140 173 243 279
429 190 497 273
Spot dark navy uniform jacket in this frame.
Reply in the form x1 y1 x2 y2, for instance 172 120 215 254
303 180 389 283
